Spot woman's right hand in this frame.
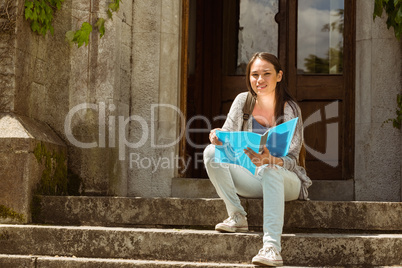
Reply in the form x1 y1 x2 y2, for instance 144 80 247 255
209 128 223 145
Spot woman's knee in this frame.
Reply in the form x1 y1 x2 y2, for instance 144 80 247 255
260 166 284 182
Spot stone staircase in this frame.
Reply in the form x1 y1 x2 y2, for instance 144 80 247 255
0 196 401 267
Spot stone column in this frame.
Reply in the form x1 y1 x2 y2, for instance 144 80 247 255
355 0 402 201
129 0 182 197
66 0 132 196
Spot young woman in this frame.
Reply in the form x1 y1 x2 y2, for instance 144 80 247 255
203 52 312 266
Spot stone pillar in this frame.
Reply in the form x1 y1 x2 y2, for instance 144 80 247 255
66 0 132 196
129 0 182 197
355 0 402 201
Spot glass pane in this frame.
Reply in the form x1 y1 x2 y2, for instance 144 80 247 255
297 0 344 74
237 0 279 74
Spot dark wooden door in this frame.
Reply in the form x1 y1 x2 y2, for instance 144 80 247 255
181 0 355 180
283 0 355 180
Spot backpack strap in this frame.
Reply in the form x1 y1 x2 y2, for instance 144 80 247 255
242 92 256 131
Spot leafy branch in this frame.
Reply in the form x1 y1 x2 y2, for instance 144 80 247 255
24 0 64 36
66 0 120 47
383 93 402 129
23 0 120 47
373 0 402 40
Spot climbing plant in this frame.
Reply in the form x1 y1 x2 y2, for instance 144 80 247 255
24 0 64 36
383 94 402 130
24 0 121 47
65 0 121 47
373 0 402 40
374 1 402 130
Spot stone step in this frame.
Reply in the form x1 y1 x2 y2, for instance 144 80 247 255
0 225 401 266
172 178 355 201
34 196 402 232
0 254 255 268
0 255 350 268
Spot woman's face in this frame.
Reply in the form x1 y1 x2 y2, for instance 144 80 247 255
249 58 283 96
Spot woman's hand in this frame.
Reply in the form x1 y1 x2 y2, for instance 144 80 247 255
244 145 283 166
209 128 223 145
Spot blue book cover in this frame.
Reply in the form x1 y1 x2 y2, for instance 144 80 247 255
214 117 298 175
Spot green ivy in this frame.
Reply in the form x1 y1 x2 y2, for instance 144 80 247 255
65 22 93 48
24 0 121 47
384 94 402 129
24 0 64 36
66 0 121 47
373 0 402 40
107 0 121 20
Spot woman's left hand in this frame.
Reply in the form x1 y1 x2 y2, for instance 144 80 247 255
244 145 280 166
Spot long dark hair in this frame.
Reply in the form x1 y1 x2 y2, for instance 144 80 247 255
245 52 306 168
245 52 296 125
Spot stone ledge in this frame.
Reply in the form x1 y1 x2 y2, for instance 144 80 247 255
34 196 402 231
0 225 401 266
0 255 257 268
0 254 351 268
0 113 67 224
171 178 355 201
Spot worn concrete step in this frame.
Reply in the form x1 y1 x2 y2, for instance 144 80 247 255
0 225 401 266
0 255 361 268
34 196 402 232
0 254 255 268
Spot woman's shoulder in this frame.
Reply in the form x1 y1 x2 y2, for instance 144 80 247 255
284 100 301 117
231 91 249 106
235 92 249 101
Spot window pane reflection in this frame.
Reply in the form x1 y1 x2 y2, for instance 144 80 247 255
237 0 278 74
297 0 344 74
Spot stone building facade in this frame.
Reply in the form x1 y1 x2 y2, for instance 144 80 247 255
0 0 401 223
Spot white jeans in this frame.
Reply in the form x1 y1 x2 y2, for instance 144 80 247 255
203 144 301 252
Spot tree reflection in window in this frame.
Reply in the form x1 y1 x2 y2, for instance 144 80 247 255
298 0 344 75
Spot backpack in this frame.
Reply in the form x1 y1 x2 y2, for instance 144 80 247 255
241 92 256 131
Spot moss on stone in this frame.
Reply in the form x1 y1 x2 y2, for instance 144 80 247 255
33 142 84 196
0 204 25 222
33 141 68 195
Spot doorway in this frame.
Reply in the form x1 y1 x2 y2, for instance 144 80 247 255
180 0 355 180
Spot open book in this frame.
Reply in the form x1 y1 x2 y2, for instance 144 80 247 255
214 117 298 175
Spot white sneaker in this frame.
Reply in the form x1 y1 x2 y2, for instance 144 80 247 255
215 213 248 233
252 246 283 266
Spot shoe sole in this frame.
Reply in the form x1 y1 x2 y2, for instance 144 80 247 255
252 257 283 267
215 225 248 233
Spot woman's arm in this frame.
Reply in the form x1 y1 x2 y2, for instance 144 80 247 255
221 92 248 132
280 101 303 171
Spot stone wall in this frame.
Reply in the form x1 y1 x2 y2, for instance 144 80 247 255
129 0 182 197
0 0 17 112
355 0 402 201
0 0 133 197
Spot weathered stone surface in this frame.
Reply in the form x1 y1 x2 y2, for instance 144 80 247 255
171 178 355 201
0 255 35 268
0 225 400 266
0 113 67 223
355 0 402 202
2 254 318 268
171 178 219 198
35 196 402 231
